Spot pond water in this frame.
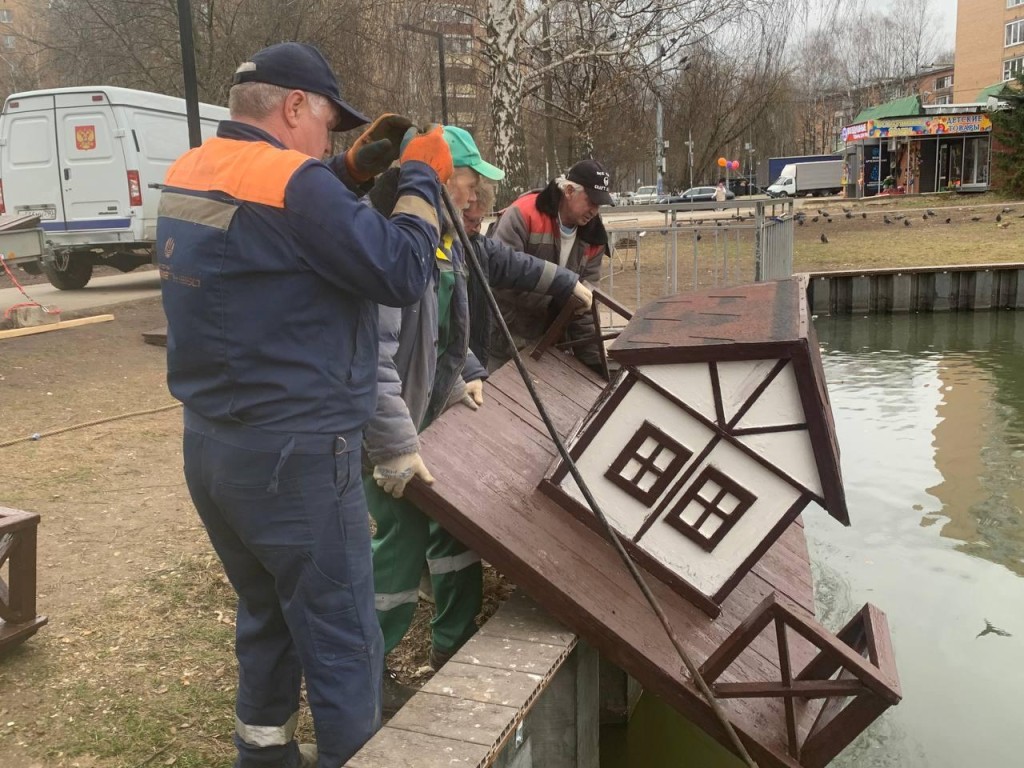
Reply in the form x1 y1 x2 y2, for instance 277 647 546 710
601 311 1024 767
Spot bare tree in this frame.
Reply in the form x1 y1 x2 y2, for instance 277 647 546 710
479 0 771 192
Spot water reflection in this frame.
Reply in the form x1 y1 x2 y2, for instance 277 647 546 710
601 312 1024 768
817 311 1024 578
811 311 1024 768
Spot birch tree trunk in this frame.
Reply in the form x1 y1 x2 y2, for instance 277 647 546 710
485 0 528 193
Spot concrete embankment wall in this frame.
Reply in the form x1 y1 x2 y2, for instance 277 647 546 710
804 263 1024 315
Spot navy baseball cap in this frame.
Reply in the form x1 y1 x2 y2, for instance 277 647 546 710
232 42 369 131
567 159 613 206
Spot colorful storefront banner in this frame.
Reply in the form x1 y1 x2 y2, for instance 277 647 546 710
842 113 992 143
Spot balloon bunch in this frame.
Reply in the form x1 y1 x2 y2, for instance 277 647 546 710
717 157 740 170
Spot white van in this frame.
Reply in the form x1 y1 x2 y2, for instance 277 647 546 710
0 86 228 289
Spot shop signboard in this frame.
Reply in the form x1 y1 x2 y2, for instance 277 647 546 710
842 113 992 143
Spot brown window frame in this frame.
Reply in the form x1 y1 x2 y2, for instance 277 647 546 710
605 421 692 507
665 466 756 551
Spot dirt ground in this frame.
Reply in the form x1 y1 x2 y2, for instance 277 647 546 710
0 298 509 768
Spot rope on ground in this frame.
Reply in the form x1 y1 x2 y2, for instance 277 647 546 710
0 253 60 320
0 402 183 449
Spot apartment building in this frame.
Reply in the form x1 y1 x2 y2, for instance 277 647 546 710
422 0 490 138
954 0 1024 101
0 0 55 97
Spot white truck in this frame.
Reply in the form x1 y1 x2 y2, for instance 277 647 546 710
766 160 843 198
0 86 228 289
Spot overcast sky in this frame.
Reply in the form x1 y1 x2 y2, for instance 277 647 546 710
932 0 958 51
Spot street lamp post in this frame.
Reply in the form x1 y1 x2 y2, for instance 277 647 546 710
684 129 694 191
402 23 449 125
175 0 202 148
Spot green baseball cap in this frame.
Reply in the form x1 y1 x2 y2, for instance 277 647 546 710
443 126 505 180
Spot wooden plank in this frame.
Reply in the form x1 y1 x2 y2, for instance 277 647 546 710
346 727 490 768
142 326 168 347
386 691 519 747
411 358 824 767
0 616 48 655
713 679 869 699
420 662 547 709
0 314 114 340
456 633 572 676
478 590 576 647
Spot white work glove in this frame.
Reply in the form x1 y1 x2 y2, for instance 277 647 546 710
463 379 484 410
572 281 593 312
373 452 435 499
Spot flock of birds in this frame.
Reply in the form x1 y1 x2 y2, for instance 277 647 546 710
799 205 1020 245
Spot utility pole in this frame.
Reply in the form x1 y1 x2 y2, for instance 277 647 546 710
685 128 694 191
655 41 666 197
175 0 201 148
542 9 555 180
402 24 449 124
656 95 665 197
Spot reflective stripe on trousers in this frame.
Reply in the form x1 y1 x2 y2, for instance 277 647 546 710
375 589 419 612
427 550 481 575
236 711 298 748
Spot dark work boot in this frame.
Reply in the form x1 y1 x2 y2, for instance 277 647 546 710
382 668 416 716
428 645 455 672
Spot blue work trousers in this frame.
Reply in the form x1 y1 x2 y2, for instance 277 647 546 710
182 411 383 768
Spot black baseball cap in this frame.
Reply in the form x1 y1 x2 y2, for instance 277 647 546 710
567 159 613 206
232 42 369 132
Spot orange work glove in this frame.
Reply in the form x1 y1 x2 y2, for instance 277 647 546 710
345 113 414 183
400 125 453 183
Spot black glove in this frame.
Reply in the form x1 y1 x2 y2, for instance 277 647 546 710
345 114 415 182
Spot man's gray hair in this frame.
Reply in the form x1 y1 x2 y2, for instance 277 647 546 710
228 81 330 120
555 176 582 194
476 179 496 213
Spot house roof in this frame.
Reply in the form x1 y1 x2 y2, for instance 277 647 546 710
608 279 848 525
853 94 922 122
976 82 1010 101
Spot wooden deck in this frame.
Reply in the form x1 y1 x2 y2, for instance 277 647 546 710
408 351 826 768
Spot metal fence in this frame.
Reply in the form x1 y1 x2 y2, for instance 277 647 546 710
598 198 794 314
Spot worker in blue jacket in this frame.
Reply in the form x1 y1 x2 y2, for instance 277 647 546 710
156 42 453 768
363 129 591 714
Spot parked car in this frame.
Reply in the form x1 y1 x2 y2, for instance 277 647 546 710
630 185 660 205
659 186 736 205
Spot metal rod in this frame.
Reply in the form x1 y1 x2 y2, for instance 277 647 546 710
440 186 760 768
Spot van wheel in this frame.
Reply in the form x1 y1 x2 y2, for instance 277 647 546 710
43 259 93 290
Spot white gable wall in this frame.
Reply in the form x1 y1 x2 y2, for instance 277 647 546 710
716 359 783 424
639 439 804 597
559 378 715 538
637 362 717 422
558 374 811 604
732 361 805 429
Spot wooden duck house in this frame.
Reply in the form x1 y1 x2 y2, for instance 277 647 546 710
543 278 847 616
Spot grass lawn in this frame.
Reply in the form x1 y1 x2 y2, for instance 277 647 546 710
599 193 1024 310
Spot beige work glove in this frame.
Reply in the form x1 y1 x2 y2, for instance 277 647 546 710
373 452 435 499
572 281 593 312
463 379 484 410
